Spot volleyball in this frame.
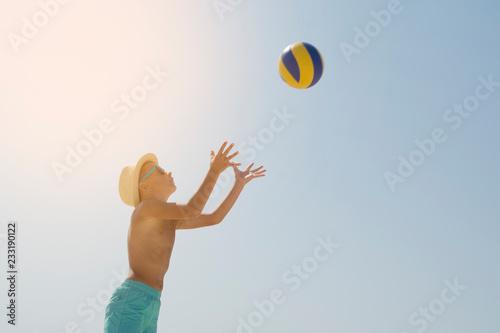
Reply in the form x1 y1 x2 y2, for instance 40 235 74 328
278 42 324 89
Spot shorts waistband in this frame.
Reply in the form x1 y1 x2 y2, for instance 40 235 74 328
121 279 161 300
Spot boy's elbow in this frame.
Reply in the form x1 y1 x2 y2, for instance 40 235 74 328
212 214 223 225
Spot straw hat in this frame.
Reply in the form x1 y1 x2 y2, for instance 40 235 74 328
119 153 158 207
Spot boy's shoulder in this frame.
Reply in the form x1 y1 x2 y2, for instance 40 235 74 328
133 200 158 218
133 199 176 221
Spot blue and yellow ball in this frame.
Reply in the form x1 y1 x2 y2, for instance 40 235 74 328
278 42 324 89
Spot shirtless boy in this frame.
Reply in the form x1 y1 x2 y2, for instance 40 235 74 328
104 141 266 332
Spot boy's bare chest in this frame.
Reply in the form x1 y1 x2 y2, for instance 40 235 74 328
129 216 176 247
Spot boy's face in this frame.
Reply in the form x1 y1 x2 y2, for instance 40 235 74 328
139 161 176 194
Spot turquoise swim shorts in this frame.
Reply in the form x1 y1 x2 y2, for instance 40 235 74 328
104 279 162 333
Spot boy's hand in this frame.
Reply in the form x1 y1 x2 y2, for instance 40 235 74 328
210 141 241 174
232 163 266 185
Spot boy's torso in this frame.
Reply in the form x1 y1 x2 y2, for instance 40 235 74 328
125 204 177 292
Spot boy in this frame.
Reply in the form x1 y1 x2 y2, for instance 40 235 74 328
104 141 266 332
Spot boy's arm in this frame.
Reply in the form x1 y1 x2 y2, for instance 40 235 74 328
183 141 240 218
176 180 244 229
141 168 223 221
185 168 221 217
211 180 244 223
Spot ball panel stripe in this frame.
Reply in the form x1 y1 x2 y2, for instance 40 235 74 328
278 59 301 89
280 46 301 83
303 42 324 88
291 42 314 88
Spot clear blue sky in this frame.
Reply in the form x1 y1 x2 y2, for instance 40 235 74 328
0 0 499 332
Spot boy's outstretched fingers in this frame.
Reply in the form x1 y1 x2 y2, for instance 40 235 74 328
253 167 266 177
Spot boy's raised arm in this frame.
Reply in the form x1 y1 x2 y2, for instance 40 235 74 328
176 162 266 229
186 168 221 217
184 141 240 219
211 162 266 223
176 181 244 230
177 162 266 229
